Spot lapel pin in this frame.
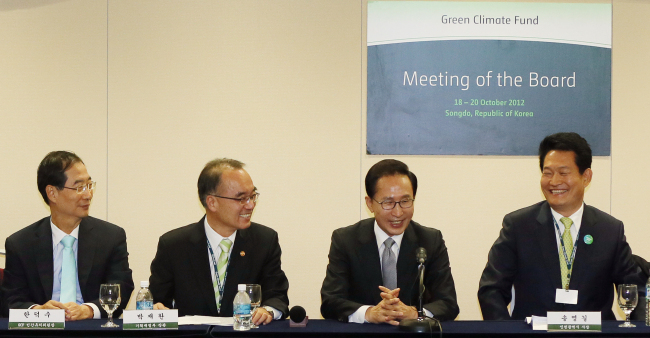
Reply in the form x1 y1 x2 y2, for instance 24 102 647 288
240 251 245 257
583 234 593 245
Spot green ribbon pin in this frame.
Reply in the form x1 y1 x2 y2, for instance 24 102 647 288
584 234 593 245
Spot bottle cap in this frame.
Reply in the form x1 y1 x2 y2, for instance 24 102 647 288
238 284 246 291
141 281 150 288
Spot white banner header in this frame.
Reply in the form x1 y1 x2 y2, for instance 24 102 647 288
368 1 611 48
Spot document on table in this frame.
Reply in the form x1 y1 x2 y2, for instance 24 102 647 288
178 316 234 326
525 316 548 330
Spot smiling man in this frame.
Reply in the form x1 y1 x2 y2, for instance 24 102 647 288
478 132 644 320
149 158 289 325
321 159 459 324
2 151 133 319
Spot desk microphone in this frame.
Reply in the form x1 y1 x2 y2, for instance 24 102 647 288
399 247 441 333
289 306 308 327
416 247 427 264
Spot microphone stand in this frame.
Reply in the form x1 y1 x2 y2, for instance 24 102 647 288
398 262 441 333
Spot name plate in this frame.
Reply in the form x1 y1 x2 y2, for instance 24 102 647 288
123 310 178 330
8 309 65 329
547 311 601 332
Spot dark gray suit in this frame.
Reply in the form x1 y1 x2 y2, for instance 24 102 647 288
320 218 459 322
149 218 289 317
478 201 644 320
2 216 134 318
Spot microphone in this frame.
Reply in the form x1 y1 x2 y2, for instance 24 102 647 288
399 247 440 333
289 306 308 327
416 248 427 313
416 247 427 264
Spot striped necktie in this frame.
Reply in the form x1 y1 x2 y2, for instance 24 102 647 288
559 217 574 289
213 238 232 310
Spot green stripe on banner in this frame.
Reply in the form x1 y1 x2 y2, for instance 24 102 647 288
9 322 64 329
547 324 601 331
123 322 178 330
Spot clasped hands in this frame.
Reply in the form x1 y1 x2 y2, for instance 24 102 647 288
153 302 274 325
364 286 418 325
34 300 94 321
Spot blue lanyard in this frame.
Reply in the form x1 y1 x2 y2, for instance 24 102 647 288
207 240 229 312
553 217 579 289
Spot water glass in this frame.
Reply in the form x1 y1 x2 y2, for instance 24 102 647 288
618 284 638 328
99 284 121 328
246 284 262 328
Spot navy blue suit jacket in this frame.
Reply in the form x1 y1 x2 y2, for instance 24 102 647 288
478 202 644 320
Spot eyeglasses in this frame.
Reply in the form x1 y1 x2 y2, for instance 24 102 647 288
63 181 96 194
373 198 414 210
210 192 260 205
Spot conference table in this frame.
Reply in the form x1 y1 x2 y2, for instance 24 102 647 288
0 319 650 337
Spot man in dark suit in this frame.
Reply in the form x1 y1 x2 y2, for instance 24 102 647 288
478 132 644 320
2 151 133 320
149 158 289 325
321 159 459 324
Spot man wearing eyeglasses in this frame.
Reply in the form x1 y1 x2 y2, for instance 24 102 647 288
149 158 289 325
321 159 459 324
2 151 134 320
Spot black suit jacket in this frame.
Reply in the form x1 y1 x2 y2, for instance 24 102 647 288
149 218 289 317
478 201 644 320
2 216 134 317
633 255 650 280
320 218 459 322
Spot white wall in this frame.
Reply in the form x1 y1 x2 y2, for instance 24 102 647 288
0 0 648 321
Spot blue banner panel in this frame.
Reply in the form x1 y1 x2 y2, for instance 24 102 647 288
367 40 611 155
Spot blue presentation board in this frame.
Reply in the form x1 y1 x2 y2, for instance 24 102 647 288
367 2 612 155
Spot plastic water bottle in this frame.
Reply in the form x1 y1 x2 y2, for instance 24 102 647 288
136 281 154 310
233 284 251 331
646 272 650 326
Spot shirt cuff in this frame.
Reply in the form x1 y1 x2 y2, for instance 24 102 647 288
263 306 281 320
83 303 101 319
423 308 433 318
348 305 371 323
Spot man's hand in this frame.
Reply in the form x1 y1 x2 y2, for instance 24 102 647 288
153 302 169 310
379 286 401 300
377 286 419 322
33 300 66 310
365 297 403 325
62 303 94 321
251 307 273 326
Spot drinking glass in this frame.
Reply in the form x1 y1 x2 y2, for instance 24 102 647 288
618 284 638 328
246 284 262 328
100 284 121 328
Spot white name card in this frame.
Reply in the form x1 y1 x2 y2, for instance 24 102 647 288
123 309 178 330
8 309 65 329
547 311 601 332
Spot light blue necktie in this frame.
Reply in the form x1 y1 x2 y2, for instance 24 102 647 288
60 235 77 303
